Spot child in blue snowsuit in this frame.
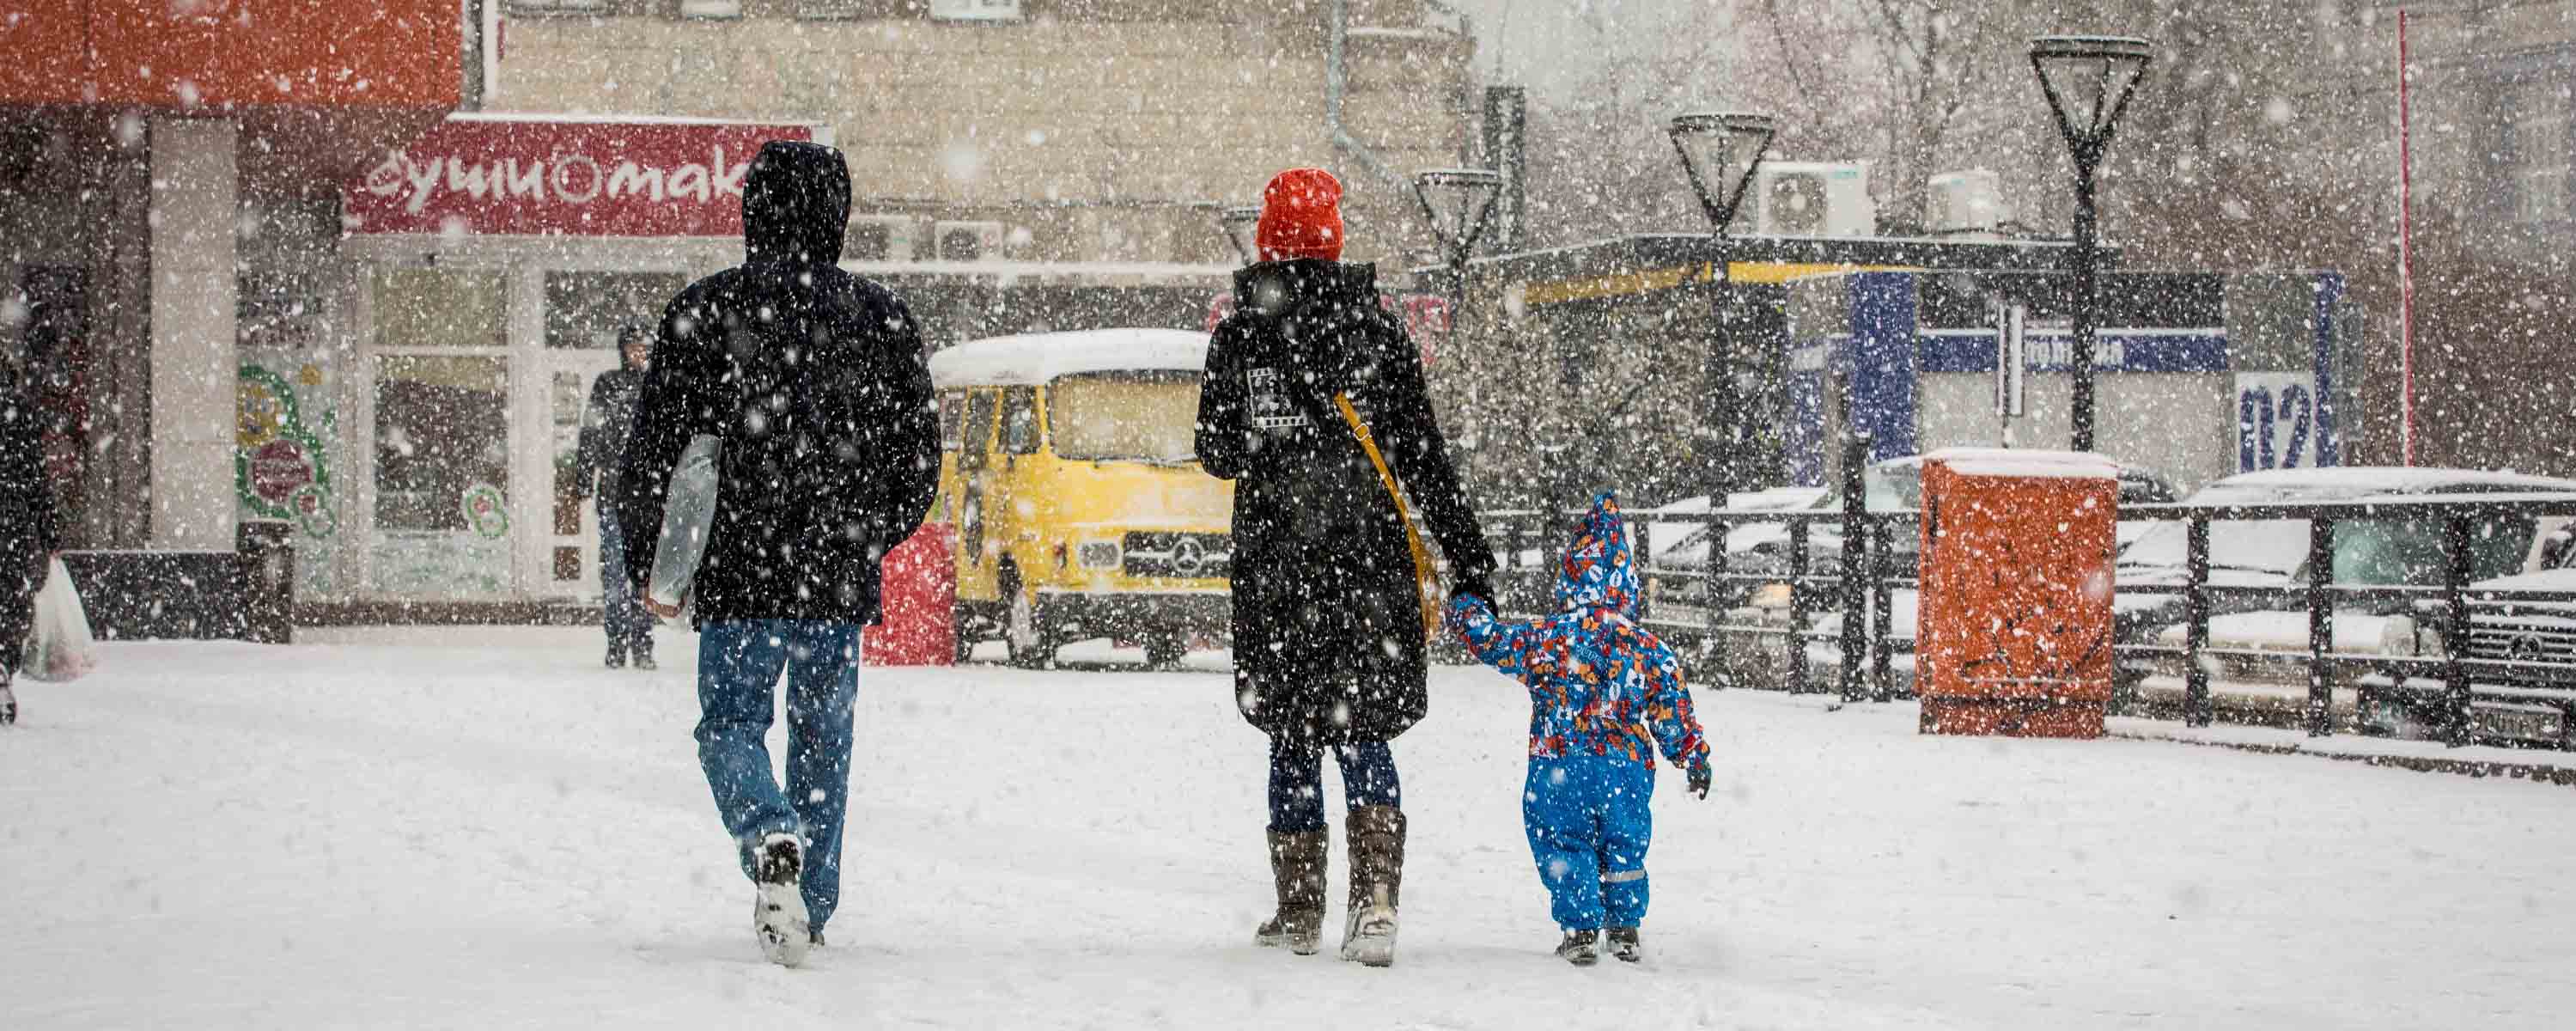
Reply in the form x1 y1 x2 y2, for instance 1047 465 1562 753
1447 492 1712 966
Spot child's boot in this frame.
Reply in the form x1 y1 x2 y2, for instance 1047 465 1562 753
1556 929 1600 966
1340 804 1404 967
1254 830 1326 955
1607 926 1641 963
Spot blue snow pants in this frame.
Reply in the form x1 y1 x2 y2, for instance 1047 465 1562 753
1267 736 1400 833
597 506 649 652
1523 754 1654 932
695 620 862 931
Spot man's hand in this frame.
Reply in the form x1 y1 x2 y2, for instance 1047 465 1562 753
643 595 682 619
1686 761 1712 801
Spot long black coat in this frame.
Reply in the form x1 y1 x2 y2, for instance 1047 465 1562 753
614 141 940 626
0 378 58 664
1197 259 1494 743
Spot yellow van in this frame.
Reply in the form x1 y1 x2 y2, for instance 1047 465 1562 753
929 329 1234 667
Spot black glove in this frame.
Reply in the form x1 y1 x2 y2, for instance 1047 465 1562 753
1686 762 1712 801
1449 573 1495 610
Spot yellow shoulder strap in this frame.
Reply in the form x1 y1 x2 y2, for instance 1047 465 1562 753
1334 393 1443 643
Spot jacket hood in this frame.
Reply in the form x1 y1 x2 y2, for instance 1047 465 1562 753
742 140 851 266
1232 258 1375 320
1556 492 1640 617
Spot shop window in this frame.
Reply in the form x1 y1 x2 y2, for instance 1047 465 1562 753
940 391 964 452
1000 386 1040 454
374 355 510 533
2500 76 2572 228
545 271 688 351
374 267 505 351
552 371 588 538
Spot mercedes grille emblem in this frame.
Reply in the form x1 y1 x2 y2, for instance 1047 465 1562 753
1171 537 1208 577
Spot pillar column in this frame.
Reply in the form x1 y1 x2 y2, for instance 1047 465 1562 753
147 118 239 552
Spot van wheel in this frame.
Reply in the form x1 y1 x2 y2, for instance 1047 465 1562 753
951 607 978 664
1143 631 1187 669
1004 578 1056 669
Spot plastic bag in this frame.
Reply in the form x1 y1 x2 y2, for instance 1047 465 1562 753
647 434 722 611
21 557 97 682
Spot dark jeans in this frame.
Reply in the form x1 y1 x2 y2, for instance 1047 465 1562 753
695 620 862 931
599 505 649 653
1266 735 1400 833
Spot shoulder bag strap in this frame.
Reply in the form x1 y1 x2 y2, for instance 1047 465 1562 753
1334 393 1443 644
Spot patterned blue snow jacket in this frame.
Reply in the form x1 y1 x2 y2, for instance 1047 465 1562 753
1446 492 1711 773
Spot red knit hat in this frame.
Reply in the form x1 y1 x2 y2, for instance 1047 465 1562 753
1256 168 1344 262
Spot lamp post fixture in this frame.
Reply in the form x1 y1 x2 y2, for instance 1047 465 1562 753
1411 167 1504 338
1217 204 1263 266
1667 111 1775 505
2029 34 2152 454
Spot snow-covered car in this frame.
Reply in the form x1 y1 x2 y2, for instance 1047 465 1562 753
2122 467 2576 727
2356 524 2576 747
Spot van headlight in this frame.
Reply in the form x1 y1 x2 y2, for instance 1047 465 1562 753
1078 541 1122 570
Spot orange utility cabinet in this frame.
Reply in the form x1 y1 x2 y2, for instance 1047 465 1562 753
1915 448 2119 738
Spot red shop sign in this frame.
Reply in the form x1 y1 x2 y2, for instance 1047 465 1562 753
344 115 819 237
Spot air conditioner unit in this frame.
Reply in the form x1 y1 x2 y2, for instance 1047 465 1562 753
934 220 1007 262
1741 162 1874 238
929 0 1023 22
846 215 920 262
1927 169 2009 235
676 0 741 18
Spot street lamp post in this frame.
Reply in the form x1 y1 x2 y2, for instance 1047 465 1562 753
1667 111 1775 505
2029 34 2152 454
1411 167 1504 342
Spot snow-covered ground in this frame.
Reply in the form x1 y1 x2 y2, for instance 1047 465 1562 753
7 628 2573 1029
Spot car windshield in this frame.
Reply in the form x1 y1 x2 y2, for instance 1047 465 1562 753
2334 515 2535 585
1046 372 1198 463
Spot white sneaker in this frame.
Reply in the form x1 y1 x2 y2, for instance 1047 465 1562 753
751 833 811 968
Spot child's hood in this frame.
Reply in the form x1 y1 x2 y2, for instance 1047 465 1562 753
1556 491 1641 617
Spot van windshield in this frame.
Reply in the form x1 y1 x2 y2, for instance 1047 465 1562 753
1048 372 1199 463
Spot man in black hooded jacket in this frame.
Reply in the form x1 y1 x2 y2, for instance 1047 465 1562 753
576 326 653 668
615 140 939 968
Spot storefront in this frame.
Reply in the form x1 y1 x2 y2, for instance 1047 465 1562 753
311 113 824 607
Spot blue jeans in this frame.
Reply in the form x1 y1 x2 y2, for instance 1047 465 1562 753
695 620 862 931
1523 755 1654 932
1267 736 1400 833
598 505 649 652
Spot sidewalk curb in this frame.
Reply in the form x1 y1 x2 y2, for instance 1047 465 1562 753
2109 731 2576 788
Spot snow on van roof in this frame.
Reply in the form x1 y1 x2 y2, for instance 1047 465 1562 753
928 329 1211 387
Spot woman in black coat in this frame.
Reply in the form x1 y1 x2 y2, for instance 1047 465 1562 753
0 369 58 725
1195 168 1494 967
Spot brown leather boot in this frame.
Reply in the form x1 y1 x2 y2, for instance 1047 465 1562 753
1255 830 1327 955
1340 804 1405 967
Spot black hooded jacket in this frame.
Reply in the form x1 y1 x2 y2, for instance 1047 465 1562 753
614 141 940 625
1197 259 1494 743
575 345 645 505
